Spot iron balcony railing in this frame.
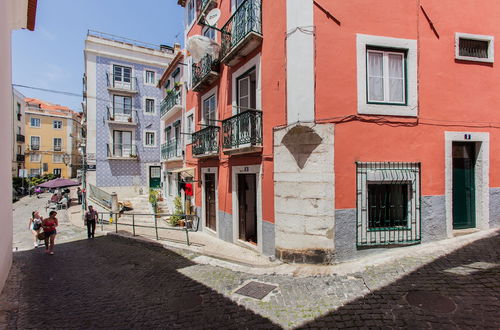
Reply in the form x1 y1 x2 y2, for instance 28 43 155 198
222 108 262 150
16 154 25 162
161 141 182 160
53 145 62 151
16 134 25 143
107 144 138 158
107 106 136 123
106 73 138 92
160 91 182 118
30 144 40 151
192 126 220 156
220 0 262 61
192 54 220 89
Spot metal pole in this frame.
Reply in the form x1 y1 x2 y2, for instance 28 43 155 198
185 227 190 246
154 215 158 240
100 213 103 231
114 212 117 233
132 214 135 236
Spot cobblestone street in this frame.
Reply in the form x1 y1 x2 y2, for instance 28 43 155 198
1 223 498 328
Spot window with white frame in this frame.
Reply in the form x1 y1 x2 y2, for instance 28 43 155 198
236 67 257 112
186 0 196 27
145 98 155 114
53 154 63 163
53 120 62 129
356 34 417 117
53 138 62 151
30 168 40 177
145 70 156 84
455 33 494 63
145 131 156 147
367 48 406 104
30 153 41 162
356 162 421 247
202 94 216 125
30 136 40 150
30 117 40 127
186 114 194 144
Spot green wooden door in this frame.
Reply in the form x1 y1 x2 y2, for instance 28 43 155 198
452 143 476 229
149 166 161 189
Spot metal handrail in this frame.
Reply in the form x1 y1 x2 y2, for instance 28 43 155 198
161 140 182 160
192 54 220 88
222 108 262 149
97 212 200 246
106 73 138 92
192 125 220 156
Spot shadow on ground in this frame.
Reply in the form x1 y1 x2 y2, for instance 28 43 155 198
3 236 280 329
298 233 500 329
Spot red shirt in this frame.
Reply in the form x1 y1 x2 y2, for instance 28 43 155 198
43 218 57 232
184 183 193 196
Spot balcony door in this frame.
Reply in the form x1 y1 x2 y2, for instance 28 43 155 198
174 124 181 157
204 173 216 231
113 95 132 121
113 65 131 89
236 68 256 112
202 94 216 125
113 130 132 157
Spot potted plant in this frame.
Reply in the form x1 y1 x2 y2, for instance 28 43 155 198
128 116 132 123
169 196 184 226
174 82 182 91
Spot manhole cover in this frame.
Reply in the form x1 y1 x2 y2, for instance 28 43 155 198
167 293 203 311
406 291 456 313
234 281 277 300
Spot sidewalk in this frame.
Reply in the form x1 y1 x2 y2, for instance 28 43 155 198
68 206 499 277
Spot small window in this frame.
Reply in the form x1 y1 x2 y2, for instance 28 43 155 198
53 154 63 163
30 136 40 150
30 117 41 127
368 184 408 229
186 114 194 144
237 67 257 111
30 168 40 177
53 138 62 151
30 153 41 162
17 103 21 121
367 49 406 104
145 70 155 84
53 120 62 129
145 98 155 114
455 33 494 63
187 0 195 26
145 132 156 146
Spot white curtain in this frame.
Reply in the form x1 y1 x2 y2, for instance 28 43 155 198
388 54 404 103
368 52 384 101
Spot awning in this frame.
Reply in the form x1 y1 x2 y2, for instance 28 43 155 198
168 167 195 180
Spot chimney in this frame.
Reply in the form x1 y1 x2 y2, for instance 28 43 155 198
174 43 181 52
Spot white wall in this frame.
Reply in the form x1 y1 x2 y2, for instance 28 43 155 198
0 0 15 293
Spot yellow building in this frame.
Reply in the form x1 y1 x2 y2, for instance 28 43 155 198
24 98 81 179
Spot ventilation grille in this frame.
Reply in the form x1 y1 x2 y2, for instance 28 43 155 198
459 38 489 58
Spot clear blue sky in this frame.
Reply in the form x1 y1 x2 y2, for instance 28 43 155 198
12 0 184 111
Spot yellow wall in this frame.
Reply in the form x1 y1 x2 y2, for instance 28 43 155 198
25 111 72 178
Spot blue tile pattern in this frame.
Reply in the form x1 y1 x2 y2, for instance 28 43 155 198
95 56 164 187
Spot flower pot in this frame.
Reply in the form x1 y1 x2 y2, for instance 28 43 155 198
178 220 185 227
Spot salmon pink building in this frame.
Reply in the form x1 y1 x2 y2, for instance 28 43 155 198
176 0 500 263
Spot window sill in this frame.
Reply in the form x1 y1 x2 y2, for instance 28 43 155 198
358 104 417 117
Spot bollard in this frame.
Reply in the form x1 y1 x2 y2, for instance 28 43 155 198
132 214 135 236
154 215 158 240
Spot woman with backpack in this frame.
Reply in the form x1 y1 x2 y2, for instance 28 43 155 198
29 211 43 248
42 211 58 255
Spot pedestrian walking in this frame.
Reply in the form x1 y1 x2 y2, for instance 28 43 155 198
85 205 98 239
42 211 58 255
34 187 42 199
29 211 43 248
77 187 82 204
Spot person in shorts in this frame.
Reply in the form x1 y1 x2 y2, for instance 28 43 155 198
42 211 58 255
84 205 98 239
29 211 43 248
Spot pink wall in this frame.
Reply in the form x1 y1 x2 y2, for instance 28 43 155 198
184 0 286 224
313 0 500 209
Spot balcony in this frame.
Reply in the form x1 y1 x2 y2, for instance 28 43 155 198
30 144 40 151
16 154 25 162
106 73 138 94
161 141 182 161
160 91 182 119
53 146 62 152
16 134 25 143
107 144 138 160
192 126 220 158
192 55 220 92
220 0 262 67
196 0 218 25
107 106 137 125
222 108 262 155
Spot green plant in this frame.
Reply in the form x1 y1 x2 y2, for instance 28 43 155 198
149 189 159 213
174 82 182 89
169 196 184 226
166 88 173 94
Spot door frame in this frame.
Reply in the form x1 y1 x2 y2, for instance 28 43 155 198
148 165 162 189
445 132 489 237
201 167 218 236
146 164 162 190
231 164 262 252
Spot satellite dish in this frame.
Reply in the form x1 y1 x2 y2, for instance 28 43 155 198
205 8 221 27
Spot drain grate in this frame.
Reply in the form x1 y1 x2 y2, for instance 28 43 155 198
235 281 277 300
